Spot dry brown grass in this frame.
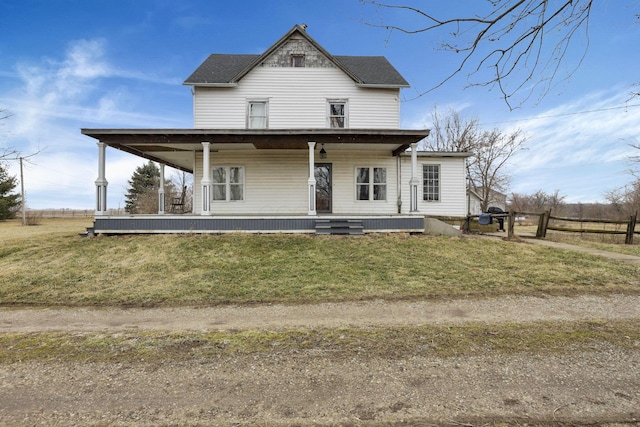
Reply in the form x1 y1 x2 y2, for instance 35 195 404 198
0 217 92 240
1 218 639 307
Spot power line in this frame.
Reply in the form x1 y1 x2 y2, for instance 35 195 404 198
479 103 640 126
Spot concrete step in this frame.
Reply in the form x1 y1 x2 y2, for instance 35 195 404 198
315 219 364 235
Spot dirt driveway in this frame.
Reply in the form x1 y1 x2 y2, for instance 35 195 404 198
1 294 639 426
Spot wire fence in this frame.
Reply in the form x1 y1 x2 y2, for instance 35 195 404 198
27 209 124 218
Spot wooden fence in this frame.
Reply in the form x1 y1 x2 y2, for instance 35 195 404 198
465 211 639 245
534 210 638 245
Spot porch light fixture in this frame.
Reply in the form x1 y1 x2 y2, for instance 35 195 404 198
319 143 327 159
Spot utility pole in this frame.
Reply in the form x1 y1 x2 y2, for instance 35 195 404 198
4 149 43 225
20 157 25 225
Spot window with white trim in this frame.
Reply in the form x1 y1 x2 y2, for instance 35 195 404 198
422 164 440 201
327 100 347 128
356 167 387 201
247 101 268 129
212 166 244 201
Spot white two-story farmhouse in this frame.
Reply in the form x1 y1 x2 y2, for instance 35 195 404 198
82 25 470 234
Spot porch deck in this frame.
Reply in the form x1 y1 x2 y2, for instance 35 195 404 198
91 214 425 235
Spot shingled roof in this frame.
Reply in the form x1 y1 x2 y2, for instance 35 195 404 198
183 25 409 88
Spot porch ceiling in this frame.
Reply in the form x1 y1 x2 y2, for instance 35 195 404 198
81 128 430 173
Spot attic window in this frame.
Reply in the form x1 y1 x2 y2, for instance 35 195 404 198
291 54 305 67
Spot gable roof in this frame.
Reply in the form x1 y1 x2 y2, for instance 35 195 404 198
183 25 409 88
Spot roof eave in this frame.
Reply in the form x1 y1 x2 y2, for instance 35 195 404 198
182 82 239 88
356 83 410 89
400 151 474 158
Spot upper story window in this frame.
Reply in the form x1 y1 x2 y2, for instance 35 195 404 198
423 164 440 202
212 166 244 201
356 167 387 201
247 101 268 129
328 100 347 128
291 54 305 67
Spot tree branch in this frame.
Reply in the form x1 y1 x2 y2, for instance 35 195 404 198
361 0 594 109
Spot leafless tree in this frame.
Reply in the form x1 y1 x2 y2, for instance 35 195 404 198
508 189 566 215
423 108 527 211
362 0 594 109
0 108 18 160
605 182 640 219
422 107 479 152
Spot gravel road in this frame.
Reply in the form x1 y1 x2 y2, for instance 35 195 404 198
1 295 639 426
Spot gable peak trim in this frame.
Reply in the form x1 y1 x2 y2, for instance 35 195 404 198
230 25 363 84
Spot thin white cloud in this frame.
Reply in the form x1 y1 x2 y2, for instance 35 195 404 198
504 87 640 201
1 37 191 209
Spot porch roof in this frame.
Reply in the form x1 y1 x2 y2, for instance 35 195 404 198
81 128 430 173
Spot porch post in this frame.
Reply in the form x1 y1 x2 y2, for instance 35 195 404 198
158 163 165 215
94 142 108 216
201 141 212 215
409 142 419 213
308 141 316 215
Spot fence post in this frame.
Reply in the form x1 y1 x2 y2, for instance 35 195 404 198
507 211 515 239
542 210 551 238
535 213 544 238
626 212 637 245
536 210 551 238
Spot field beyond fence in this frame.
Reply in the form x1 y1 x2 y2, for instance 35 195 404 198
23 208 125 218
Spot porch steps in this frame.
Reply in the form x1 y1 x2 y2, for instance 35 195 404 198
79 225 95 237
315 219 364 235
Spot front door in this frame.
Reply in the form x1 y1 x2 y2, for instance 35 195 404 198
315 163 332 213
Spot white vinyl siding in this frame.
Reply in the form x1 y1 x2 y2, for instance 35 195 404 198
400 156 467 216
193 150 400 215
193 67 400 128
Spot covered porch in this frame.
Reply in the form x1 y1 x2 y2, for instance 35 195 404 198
81 128 429 234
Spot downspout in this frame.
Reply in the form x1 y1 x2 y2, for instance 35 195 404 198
397 155 402 214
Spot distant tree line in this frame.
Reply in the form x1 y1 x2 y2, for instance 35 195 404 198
508 189 638 221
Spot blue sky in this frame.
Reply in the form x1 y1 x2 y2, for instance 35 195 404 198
0 0 639 209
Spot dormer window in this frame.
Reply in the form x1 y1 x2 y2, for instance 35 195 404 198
291 54 305 67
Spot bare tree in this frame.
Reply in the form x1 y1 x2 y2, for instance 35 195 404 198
0 108 18 161
508 189 566 214
605 183 640 219
422 107 479 152
423 108 527 211
362 0 594 108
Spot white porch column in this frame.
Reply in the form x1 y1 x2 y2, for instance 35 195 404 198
307 141 316 215
201 141 212 215
158 163 165 215
94 142 108 216
409 142 419 213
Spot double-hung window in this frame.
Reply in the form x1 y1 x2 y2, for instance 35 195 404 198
328 100 347 128
212 166 244 201
247 101 268 129
423 164 440 201
356 167 387 201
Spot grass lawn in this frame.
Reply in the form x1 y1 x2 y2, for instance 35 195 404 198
2 319 639 363
1 218 639 307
